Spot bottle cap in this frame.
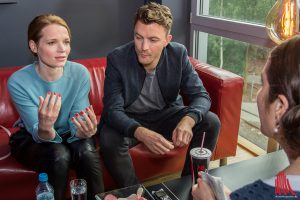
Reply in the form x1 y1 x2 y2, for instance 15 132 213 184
39 173 48 182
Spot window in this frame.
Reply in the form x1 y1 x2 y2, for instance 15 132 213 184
197 0 274 24
190 0 277 153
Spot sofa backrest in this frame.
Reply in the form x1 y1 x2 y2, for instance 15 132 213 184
73 57 107 117
0 56 244 160
0 66 22 127
0 57 107 127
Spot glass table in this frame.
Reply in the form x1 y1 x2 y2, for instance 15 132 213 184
96 150 288 200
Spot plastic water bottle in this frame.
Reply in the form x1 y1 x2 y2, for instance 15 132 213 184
36 173 55 200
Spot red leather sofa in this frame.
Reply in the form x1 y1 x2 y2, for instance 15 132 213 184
0 57 243 200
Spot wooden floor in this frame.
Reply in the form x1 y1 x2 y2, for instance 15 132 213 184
209 144 256 169
143 144 256 186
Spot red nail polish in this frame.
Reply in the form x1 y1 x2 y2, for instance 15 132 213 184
58 94 61 97
80 111 85 115
85 107 89 111
48 92 51 95
71 117 75 121
53 92 56 95
75 113 79 117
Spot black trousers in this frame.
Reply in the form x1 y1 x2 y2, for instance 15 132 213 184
99 106 220 187
9 129 104 200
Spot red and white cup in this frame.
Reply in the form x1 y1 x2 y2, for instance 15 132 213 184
190 147 212 184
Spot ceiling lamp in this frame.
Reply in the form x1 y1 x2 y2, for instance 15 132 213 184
266 0 299 44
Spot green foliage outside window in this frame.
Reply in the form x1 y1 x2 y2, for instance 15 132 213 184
208 0 275 24
204 0 274 76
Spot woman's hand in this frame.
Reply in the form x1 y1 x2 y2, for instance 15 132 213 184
192 177 216 200
38 92 61 140
72 105 98 138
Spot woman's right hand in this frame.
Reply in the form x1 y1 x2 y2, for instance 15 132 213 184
38 91 61 140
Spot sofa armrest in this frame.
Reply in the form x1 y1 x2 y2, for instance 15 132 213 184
189 57 244 160
0 127 19 160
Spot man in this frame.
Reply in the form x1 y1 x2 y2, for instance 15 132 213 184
99 2 220 187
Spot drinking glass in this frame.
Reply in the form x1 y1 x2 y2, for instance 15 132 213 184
70 179 87 200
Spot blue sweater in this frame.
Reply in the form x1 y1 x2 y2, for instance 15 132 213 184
101 41 211 137
7 61 91 143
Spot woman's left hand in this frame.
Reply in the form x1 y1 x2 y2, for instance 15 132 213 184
192 177 216 200
72 105 98 138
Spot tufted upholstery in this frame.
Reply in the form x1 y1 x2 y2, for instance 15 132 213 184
0 57 243 199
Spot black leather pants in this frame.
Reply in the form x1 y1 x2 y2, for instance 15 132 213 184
10 129 104 200
99 106 220 188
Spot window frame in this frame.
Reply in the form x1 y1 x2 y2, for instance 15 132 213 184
189 0 278 153
189 0 276 56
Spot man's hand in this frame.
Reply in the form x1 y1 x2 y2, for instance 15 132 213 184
38 92 61 140
134 127 174 155
172 115 195 147
72 105 98 138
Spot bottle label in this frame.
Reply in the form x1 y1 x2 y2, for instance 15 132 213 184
36 192 54 200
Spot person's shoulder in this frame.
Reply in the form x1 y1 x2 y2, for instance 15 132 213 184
168 42 186 49
66 60 88 72
66 60 84 68
237 179 272 190
8 64 35 84
167 42 187 52
230 180 274 199
165 42 188 58
65 61 90 79
108 41 135 58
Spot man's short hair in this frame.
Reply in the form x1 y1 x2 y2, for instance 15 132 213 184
134 2 173 35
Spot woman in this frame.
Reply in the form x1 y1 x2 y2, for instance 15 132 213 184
192 35 300 199
8 14 104 200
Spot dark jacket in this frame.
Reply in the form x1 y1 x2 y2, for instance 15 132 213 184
101 41 211 137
